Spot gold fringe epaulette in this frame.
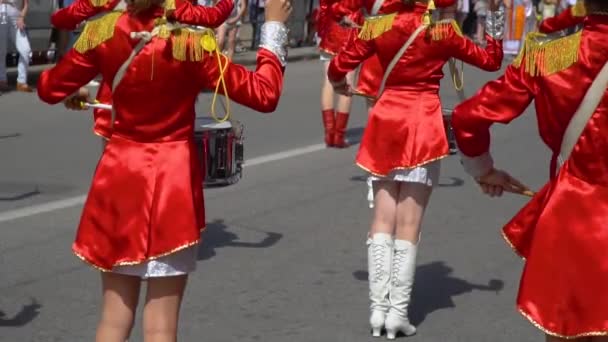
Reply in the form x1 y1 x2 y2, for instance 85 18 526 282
89 0 109 7
571 0 586 17
172 28 218 61
164 0 176 11
430 19 462 41
513 30 581 76
73 11 121 53
358 13 396 40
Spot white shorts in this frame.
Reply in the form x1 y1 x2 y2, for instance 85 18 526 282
319 51 333 61
366 160 441 208
111 245 198 279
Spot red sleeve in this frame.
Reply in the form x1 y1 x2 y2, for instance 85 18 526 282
451 62 535 175
327 35 375 83
201 49 285 113
538 8 584 33
330 0 361 21
170 0 234 28
51 0 120 30
444 23 504 71
38 49 100 104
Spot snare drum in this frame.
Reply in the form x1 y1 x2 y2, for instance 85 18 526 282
193 117 244 186
442 108 458 155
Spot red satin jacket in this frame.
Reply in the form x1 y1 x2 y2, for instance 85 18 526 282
452 16 608 338
37 8 284 271
51 0 235 139
538 5 584 33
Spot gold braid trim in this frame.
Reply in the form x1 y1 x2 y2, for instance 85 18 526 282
358 13 396 40
430 19 462 41
73 11 122 53
171 28 217 61
512 31 581 77
90 0 110 7
571 0 586 17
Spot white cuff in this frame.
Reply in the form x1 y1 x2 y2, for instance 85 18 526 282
259 21 289 67
460 152 494 179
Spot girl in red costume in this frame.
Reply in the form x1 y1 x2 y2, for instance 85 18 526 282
37 0 290 340
328 0 504 337
318 0 358 148
452 0 608 340
51 0 235 148
329 0 456 118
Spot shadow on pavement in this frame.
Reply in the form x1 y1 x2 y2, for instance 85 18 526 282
352 261 503 326
0 298 42 327
197 219 283 261
345 127 365 145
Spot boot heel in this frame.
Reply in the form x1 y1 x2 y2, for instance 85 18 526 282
386 329 397 340
371 327 382 337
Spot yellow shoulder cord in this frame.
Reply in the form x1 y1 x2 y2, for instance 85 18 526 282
209 48 231 123
448 58 464 92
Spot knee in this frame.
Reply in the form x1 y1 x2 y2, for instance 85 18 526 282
100 310 136 333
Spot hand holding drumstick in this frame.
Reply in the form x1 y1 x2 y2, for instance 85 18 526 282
476 168 535 197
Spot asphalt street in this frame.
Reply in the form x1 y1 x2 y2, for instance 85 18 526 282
0 57 551 341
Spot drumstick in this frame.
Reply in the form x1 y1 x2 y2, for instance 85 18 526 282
479 181 535 197
81 102 113 110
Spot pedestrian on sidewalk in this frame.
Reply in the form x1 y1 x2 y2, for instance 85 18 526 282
452 1 608 341
37 0 290 340
0 0 33 93
217 0 247 59
328 0 504 337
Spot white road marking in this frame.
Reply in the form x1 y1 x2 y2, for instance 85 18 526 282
0 143 329 223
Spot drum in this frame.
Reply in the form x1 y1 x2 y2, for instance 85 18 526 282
442 108 458 155
193 117 244 186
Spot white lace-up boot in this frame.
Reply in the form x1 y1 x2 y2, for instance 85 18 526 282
385 239 417 339
367 233 393 337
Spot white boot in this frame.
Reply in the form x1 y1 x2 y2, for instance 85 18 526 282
385 239 417 339
367 233 393 337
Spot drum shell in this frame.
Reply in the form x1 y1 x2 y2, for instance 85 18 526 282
193 119 244 186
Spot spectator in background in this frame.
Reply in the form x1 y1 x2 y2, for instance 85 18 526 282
249 0 265 48
474 0 488 44
0 0 33 93
216 0 246 59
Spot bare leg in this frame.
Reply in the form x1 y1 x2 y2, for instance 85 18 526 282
216 24 228 53
143 275 188 342
95 273 141 342
321 61 334 111
370 180 399 236
394 182 433 243
336 71 354 113
226 27 238 60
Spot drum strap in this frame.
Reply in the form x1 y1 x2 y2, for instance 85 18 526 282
370 0 385 16
557 59 608 169
375 24 428 99
108 23 189 129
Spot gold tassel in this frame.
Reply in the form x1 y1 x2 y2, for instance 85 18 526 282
422 0 435 25
89 0 109 7
164 0 176 10
430 19 462 40
513 31 581 76
571 0 586 17
172 29 216 61
73 11 121 53
357 13 396 40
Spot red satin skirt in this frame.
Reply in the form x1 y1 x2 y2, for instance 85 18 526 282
503 163 608 338
356 88 449 176
319 21 354 56
355 54 383 98
73 135 205 271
